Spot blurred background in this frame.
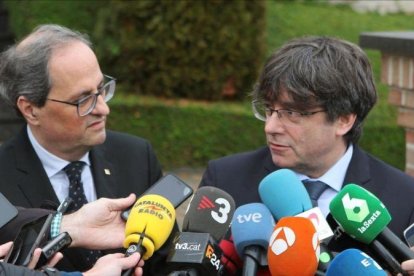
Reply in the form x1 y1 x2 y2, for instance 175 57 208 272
1 0 413 173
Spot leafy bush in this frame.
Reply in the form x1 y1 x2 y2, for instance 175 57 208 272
5 0 266 100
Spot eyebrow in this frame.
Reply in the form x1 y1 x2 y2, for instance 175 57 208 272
75 77 105 99
266 100 299 110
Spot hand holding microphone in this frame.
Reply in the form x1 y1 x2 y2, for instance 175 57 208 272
123 194 176 276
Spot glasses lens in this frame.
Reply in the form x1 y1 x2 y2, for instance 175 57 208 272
103 80 115 102
252 101 266 121
77 95 96 116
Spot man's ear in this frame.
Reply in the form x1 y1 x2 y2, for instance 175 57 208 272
336 113 357 136
16 96 40 125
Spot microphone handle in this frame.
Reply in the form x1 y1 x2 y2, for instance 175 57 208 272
242 245 260 276
122 242 146 276
377 227 414 261
371 239 407 276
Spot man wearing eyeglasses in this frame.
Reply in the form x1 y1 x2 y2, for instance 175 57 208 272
199 36 414 243
0 24 172 274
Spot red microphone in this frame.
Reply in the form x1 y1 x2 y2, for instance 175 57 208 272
218 234 243 275
268 216 320 276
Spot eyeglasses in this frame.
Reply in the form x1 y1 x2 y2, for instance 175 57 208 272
47 75 116 116
252 100 325 126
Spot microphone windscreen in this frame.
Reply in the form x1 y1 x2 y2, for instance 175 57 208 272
259 169 312 219
268 216 319 276
329 184 391 244
231 203 275 257
182 186 235 241
124 194 175 260
326 248 386 276
218 235 243 275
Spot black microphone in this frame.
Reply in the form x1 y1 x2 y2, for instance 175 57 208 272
167 186 236 275
167 232 224 275
181 186 236 241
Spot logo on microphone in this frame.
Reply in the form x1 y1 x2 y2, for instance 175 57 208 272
342 193 369 222
205 244 221 271
197 195 215 210
175 242 201 251
341 193 382 234
269 227 296 255
196 196 232 224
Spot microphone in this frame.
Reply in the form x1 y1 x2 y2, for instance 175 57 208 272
326 248 386 276
258 169 312 220
182 186 236 241
268 216 320 276
258 169 333 240
123 194 176 275
218 233 243 275
326 213 406 275
167 186 236 275
231 203 275 276
258 169 334 271
329 184 414 262
166 231 224 275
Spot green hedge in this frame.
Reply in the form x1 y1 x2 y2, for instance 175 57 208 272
3 0 408 171
5 0 266 100
107 95 264 169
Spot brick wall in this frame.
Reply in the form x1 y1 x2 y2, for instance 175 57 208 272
384 54 414 176
381 53 414 176
360 32 414 176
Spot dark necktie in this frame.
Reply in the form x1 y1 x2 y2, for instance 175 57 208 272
302 180 328 207
63 161 88 212
63 161 101 265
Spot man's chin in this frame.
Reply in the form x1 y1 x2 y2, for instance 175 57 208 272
271 156 295 170
88 131 107 146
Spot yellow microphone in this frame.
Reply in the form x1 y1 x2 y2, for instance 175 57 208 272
123 194 176 260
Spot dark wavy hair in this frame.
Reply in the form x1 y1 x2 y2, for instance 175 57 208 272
252 36 377 144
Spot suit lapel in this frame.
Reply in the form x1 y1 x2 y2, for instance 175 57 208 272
263 146 278 173
343 145 371 187
14 128 59 207
89 146 116 198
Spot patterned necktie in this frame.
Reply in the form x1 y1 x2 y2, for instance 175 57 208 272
63 161 88 212
63 161 101 265
302 180 328 207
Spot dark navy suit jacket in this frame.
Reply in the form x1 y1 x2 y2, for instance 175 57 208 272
200 145 414 240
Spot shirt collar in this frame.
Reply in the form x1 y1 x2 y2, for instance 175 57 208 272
27 125 90 178
296 144 353 192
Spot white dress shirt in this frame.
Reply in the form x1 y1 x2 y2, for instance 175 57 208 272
296 144 354 217
27 126 97 203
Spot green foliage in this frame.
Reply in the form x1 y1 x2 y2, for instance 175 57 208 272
107 95 265 169
3 0 410 170
5 0 266 101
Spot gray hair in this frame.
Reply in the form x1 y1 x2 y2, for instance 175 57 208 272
0 24 92 116
252 36 377 144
